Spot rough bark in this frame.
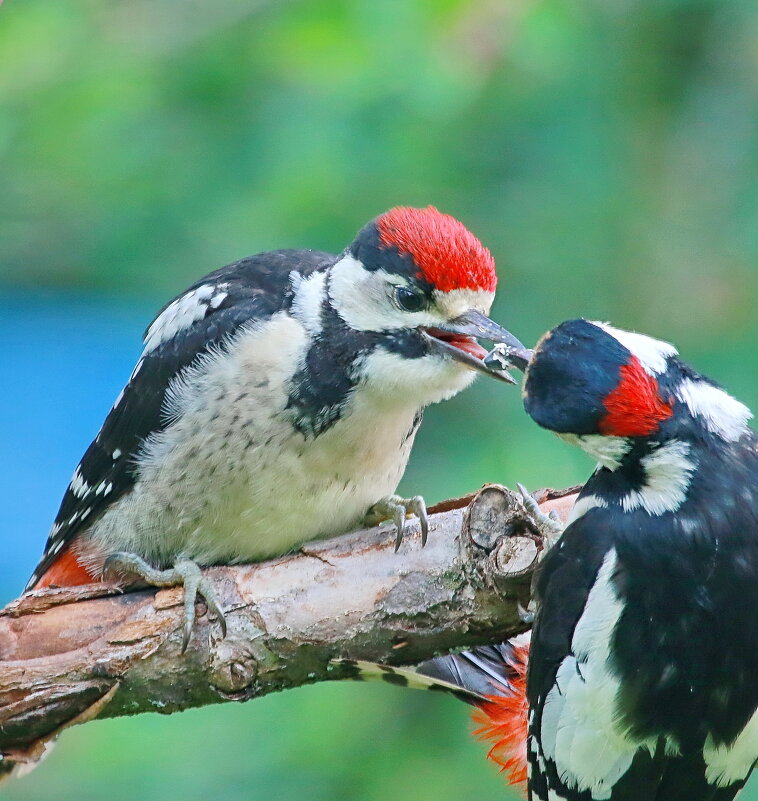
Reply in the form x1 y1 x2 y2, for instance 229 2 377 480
0 484 578 777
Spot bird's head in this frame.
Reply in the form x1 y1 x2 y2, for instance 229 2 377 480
326 206 524 403
487 318 752 469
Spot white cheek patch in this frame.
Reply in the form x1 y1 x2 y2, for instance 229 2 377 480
143 283 229 354
593 322 678 376
620 440 696 516
357 347 476 406
328 254 441 332
676 378 752 442
329 254 493 333
539 549 638 800
703 709 758 787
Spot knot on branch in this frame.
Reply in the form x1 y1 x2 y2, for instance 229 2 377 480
209 639 258 697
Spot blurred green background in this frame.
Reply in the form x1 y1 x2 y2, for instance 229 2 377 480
1 0 756 799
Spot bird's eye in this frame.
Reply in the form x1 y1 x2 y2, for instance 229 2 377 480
393 286 426 313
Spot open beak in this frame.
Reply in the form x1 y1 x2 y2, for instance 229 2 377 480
421 310 532 384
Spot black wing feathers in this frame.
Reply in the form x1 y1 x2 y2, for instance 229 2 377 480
27 249 332 588
527 437 758 801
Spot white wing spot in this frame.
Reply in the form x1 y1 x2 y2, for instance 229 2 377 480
291 271 327 335
209 291 228 309
540 550 637 799
112 449 122 459
143 283 229 354
69 467 90 499
130 359 144 380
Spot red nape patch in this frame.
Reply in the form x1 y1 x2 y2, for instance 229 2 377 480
32 546 97 590
377 206 497 294
599 356 674 437
471 642 529 794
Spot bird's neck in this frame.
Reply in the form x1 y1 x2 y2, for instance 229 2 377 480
580 435 699 517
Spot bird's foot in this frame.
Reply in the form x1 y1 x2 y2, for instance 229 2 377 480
517 599 537 626
365 494 429 551
103 553 227 652
516 483 565 556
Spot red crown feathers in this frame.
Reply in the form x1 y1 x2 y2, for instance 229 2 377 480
377 206 497 294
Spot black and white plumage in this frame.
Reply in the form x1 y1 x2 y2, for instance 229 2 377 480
519 320 757 801
26 206 522 599
415 321 757 800
28 250 331 587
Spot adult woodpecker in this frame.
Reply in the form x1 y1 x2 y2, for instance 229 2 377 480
372 320 758 800
24 206 524 647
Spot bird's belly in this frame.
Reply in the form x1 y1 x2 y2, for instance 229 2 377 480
185 429 413 564
86 393 418 567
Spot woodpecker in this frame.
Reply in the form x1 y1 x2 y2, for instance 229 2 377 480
416 320 758 800
25 206 523 647
520 320 757 801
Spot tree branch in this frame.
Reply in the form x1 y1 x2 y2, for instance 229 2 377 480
0 484 578 777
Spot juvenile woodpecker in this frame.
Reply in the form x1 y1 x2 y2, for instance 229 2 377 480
368 321 758 800
25 206 522 646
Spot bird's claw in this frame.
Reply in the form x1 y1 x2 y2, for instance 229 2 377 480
517 599 536 625
103 553 227 653
516 483 565 554
366 494 429 551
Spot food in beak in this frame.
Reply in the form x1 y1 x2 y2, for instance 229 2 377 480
483 342 533 373
421 311 530 384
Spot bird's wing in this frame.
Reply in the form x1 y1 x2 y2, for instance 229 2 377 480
27 250 333 589
526 504 755 801
526 508 620 801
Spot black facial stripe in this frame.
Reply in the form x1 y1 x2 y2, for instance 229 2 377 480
379 329 428 360
589 438 650 498
286 301 377 437
286 274 434 437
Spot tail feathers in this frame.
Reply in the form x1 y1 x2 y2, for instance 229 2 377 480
27 545 97 591
418 634 530 792
335 659 486 704
470 642 529 789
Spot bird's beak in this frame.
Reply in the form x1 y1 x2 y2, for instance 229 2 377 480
483 341 533 373
421 310 531 384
